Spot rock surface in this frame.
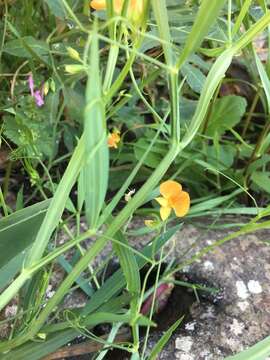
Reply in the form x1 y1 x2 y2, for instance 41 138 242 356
144 223 270 360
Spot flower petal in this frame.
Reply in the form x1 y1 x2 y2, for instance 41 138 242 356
155 197 168 207
90 0 106 10
160 180 182 199
160 206 172 221
171 191 190 217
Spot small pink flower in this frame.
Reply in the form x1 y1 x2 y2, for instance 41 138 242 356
34 90 44 107
28 73 34 96
28 73 44 107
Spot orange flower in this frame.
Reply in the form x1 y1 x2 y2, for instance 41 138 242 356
90 0 143 22
107 129 121 149
155 180 190 221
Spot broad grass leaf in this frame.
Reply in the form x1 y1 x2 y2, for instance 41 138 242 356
177 0 227 68
255 51 270 111
0 329 78 360
0 253 25 292
26 135 85 266
181 49 234 148
206 95 247 137
148 317 183 360
0 199 50 269
82 35 109 228
111 228 141 319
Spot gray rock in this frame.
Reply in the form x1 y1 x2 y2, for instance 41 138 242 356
144 224 270 360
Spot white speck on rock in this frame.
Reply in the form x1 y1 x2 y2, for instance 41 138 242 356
199 349 211 358
204 261 214 271
4 304 18 318
247 280 262 294
185 321 196 331
236 280 249 299
46 284 55 299
176 354 194 360
230 319 244 336
200 305 215 319
182 266 191 273
175 336 193 352
237 301 249 311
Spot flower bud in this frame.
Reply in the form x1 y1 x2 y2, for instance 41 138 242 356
64 64 85 74
67 46 81 61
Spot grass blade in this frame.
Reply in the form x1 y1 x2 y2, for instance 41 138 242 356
177 0 227 69
148 317 183 360
82 33 109 229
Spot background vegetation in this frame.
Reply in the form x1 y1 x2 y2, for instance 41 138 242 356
1 0 270 359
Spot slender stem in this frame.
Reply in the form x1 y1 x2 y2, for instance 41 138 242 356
0 186 9 216
244 115 270 180
228 0 232 44
241 90 260 138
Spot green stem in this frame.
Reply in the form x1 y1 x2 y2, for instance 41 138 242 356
169 72 180 142
103 45 120 92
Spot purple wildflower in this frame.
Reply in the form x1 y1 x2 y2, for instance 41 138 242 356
34 90 44 107
28 73 45 107
28 73 34 96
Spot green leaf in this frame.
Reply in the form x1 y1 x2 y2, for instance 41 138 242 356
0 329 78 360
82 34 109 228
148 317 183 360
206 95 247 137
134 138 167 168
205 144 237 170
181 48 234 148
0 199 50 269
225 335 270 360
111 227 141 320
56 254 94 296
251 172 270 194
4 36 49 59
25 135 85 267
63 86 85 123
181 63 206 93
45 0 67 18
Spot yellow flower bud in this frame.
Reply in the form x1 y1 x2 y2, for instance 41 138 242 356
66 47 81 61
64 64 85 74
